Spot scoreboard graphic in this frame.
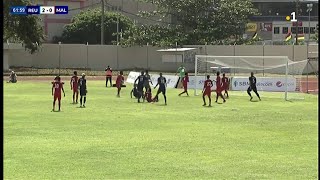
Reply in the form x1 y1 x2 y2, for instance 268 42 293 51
10 6 68 15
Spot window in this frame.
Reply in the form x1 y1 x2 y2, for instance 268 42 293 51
298 27 303 34
304 27 309 34
282 27 288 34
291 27 297 34
310 27 315 34
274 27 280 34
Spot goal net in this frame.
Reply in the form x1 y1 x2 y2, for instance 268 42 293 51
194 55 309 100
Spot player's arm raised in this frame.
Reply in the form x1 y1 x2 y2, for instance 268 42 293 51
134 77 139 85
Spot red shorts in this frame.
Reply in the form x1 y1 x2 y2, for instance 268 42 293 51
54 93 61 101
73 88 78 93
216 87 222 94
222 85 228 91
116 83 121 89
183 83 188 91
203 89 211 97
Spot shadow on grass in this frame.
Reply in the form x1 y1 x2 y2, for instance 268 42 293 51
156 104 167 106
51 110 62 112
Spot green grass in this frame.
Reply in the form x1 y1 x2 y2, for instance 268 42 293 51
4 81 318 179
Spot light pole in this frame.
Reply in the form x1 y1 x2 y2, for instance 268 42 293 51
58 42 61 75
101 0 104 45
295 0 299 44
306 3 313 93
86 42 89 74
307 3 313 44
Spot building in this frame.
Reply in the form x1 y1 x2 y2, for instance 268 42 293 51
30 0 318 43
246 0 318 42
30 0 159 42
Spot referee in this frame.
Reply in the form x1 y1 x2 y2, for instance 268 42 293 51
247 72 261 101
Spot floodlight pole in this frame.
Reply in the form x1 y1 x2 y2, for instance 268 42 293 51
146 42 149 69
233 42 236 76
175 42 178 66
101 0 105 45
306 3 313 93
295 0 299 44
58 42 61 75
86 42 89 74
263 43 265 76
116 6 119 46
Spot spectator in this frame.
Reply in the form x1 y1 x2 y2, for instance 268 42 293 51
7 71 17 83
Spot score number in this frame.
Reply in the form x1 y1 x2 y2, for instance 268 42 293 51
40 6 55 14
286 12 297 22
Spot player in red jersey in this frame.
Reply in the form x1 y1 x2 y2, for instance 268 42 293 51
52 76 65 112
116 71 124 97
70 71 79 104
215 71 226 103
221 73 229 98
178 72 189 96
144 88 153 102
202 75 213 106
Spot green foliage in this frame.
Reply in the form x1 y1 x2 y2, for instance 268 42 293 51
56 9 135 44
3 0 45 54
122 0 258 46
310 33 318 42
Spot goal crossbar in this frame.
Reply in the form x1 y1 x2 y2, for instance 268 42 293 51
195 55 290 59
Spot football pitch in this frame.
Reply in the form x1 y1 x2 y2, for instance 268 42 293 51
4 80 318 179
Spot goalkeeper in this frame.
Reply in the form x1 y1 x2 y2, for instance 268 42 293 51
175 65 186 88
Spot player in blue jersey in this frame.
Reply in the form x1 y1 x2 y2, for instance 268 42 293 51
134 71 146 103
153 73 167 105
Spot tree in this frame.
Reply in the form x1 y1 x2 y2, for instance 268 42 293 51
56 9 135 45
4 0 45 54
124 0 258 46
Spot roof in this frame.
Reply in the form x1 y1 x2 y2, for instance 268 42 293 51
157 48 197 52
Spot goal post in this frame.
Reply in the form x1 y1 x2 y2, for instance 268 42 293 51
194 55 308 100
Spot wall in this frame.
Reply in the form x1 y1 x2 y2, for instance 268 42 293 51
5 43 318 73
3 50 9 71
